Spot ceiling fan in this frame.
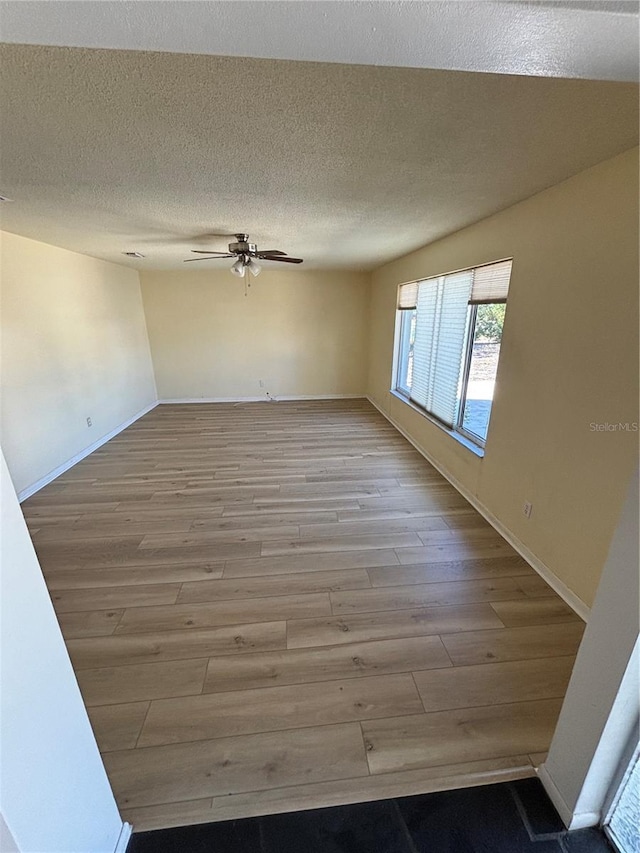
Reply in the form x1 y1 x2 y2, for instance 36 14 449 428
184 233 303 278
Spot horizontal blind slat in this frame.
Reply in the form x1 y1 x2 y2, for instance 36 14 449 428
398 281 419 309
429 272 473 426
470 260 512 303
409 279 438 410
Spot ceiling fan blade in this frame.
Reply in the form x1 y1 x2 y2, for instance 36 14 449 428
261 255 304 264
190 250 234 256
257 250 286 256
183 255 233 263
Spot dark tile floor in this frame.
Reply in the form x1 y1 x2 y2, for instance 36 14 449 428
127 778 615 853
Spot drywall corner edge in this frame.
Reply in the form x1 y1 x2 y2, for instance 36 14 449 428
366 396 591 623
17 401 158 502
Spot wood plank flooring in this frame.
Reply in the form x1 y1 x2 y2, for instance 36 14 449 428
21 400 585 831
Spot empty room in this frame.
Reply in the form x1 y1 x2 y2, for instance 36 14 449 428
1 3 638 853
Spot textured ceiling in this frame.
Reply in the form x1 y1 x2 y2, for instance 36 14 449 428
0 44 637 270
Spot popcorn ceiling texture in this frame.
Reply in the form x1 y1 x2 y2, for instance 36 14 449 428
0 43 637 271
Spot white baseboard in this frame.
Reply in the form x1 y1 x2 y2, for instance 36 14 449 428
159 395 366 404
17 401 158 502
537 764 599 830
568 812 601 831
366 395 591 623
113 821 133 853
537 764 574 828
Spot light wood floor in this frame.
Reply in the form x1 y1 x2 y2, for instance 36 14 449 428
22 400 585 831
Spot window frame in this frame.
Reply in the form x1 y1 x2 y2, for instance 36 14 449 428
396 308 415 397
455 302 479 444
393 261 511 453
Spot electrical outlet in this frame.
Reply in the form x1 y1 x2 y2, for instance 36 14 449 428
523 501 533 519
258 379 264 388
86 416 92 427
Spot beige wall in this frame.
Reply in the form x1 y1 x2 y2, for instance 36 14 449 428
368 147 639 609
2 151 636 609
0 231 157 495
140 269 369 400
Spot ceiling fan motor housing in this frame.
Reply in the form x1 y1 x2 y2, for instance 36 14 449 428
229 235 256 255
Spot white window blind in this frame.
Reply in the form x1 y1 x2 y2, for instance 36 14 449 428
400 259 511 309
397 281 418 309
410 279 439 413
470 259 512 303
410 270 473 427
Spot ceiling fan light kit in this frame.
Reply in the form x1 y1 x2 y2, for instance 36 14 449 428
184 233 303 278
230 255 261 278
246 258 261 277
230 257 246 277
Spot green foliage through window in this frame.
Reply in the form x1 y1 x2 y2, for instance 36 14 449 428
474 303 505 342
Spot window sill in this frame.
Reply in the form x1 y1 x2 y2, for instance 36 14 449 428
389 389 485 458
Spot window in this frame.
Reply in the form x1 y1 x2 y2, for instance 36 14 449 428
396 309 416 395
394 259 511 449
